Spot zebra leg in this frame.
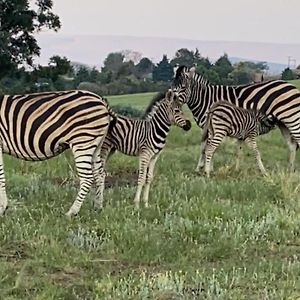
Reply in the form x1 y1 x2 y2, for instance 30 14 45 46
66 144 98 217
0 146 8 216
245 137 267 176
143 154 159 208
278 123 297 172
93 145 114 210
235 140 243 171
195 139 207 173
204 134 224 177
134 154 150 209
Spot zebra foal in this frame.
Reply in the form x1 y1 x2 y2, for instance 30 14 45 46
200 101 276 177
96 90 191 209
0 90 112 217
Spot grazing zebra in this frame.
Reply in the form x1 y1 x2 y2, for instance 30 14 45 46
0 90 112 217
173 66 300 172
200 101 276 177
96 90 191 209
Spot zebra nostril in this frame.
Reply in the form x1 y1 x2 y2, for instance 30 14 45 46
182 120 191 131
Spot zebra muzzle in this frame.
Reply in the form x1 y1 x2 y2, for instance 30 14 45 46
182 120 192 131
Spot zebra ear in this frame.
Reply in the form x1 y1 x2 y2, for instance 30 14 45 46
173 64 180 76
188 66 196 79
165 89 174 102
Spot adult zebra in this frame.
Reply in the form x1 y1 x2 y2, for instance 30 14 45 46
0 90 112 217
173 66 300 172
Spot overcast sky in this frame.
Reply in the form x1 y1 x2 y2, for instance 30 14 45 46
46 0 300 44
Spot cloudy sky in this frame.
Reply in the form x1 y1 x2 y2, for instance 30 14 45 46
48 0 300 44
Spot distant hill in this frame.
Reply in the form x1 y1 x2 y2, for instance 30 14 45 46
35 34 298 74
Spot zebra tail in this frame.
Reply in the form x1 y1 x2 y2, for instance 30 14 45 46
202 112 212 142
102 97 118 129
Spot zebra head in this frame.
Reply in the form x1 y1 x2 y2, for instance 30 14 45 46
172 65 196 104
165 89 191 131
256 112 277 135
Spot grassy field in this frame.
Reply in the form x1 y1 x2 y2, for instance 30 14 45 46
0 91 300 299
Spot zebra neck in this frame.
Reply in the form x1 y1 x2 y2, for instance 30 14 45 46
187 82 238 127
149 106 171 137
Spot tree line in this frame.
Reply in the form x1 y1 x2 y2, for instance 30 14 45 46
0 0 296 96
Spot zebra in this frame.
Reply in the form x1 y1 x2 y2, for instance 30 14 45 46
0 90 113 217
200 101 276 177
96 89 191 210
172 66 300 172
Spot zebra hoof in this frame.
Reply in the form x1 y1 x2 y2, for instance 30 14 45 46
0 205 8 216
93 205 103 212
65 210 78 218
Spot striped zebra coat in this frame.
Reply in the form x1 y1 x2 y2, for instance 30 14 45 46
97 90 191 209
200 101 276 177
173 66 300 172
0 90 112 217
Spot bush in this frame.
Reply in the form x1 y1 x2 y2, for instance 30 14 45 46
111 104 143 118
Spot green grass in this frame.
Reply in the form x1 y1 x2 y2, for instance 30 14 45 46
0 92 300 299
289 79 300 90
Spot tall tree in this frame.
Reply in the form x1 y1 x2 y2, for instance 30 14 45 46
0 0 61 78
213 53 233 81
103 52 125 74
134 57 154 78
281 68 295 80
153 55 173 82
171 48 196 67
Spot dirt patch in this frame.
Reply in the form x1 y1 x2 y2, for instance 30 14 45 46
47 170 138 189
48 267 83 287
0 241 32 261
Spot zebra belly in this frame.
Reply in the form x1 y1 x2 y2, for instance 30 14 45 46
1 140 68 161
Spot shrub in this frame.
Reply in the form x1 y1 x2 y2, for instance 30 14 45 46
111 104 143 118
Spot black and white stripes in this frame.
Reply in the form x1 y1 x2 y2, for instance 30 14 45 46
0 90 112 216
199 101 276 177
96 90 191 209
173 66 300 171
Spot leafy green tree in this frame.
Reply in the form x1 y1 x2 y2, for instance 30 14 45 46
213 54 233 83
153 55 173 82
49 55 73 77
74 66 90 86
0 0 61 78
103 52 125 74
230 61 268 85
281 68 295 80
134 57 154 78
117 61 135 78
171 48 196 67
89 67 100 83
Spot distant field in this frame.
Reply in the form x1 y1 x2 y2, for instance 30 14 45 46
289 79 300 90
107 92 156 109
0 87 300 299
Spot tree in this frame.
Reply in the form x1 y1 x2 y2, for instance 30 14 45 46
153 55 173 82
230 61 269 85
134 57 154 78
74 66 90 86
89 67 100 83
49 55 73 76
0 0 61 78
281 68 295 80
213 54 233 83
103 52 125 74
171 48 196 67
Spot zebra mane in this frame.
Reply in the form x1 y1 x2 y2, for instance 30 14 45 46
173 65 209 87
174 65 188 80
142 91 167 119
